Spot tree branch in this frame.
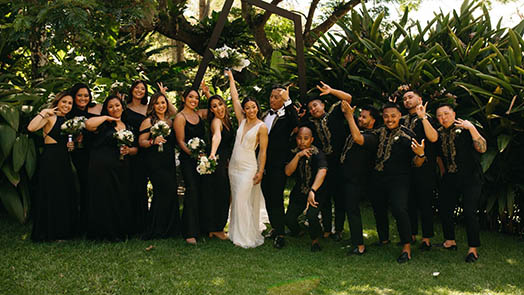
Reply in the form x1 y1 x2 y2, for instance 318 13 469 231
304 0 320 34
304 0 362 47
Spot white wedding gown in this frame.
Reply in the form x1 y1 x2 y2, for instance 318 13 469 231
228 119 268 248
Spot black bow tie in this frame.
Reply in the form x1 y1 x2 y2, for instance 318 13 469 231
269 110 276 115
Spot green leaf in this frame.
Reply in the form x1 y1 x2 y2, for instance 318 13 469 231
480 148 497 173
0 123 17 156
18 173 31 221
370 12 384 44
497 134 511 153
2 162 20 186
12 135 28 172
0 182 24 223
25 138 37 179
0 103 19 130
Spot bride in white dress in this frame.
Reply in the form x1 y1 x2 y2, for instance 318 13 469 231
227 70 269 248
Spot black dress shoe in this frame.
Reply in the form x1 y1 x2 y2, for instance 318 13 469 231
274 236 285 249
419 242 432 251
397 252 411 264
465 252 478 263
347 247 366 255
311 243 322 252
435 242 457 250
264 229 276 239
331 232 343 242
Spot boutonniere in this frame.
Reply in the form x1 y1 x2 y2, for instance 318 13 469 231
394 136 400 141
455 128 462 134
277 109 285 117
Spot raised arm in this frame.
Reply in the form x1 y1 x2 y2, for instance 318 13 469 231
285 148 313 176
85 115 118 132
174 113 191 156
27 107 56 132
317 81 352 103
341 101 364 145
209 118 222 159
253 124 268 184
226 69 244 123
415 102 438 143
157 82 177 117
456 118 487 154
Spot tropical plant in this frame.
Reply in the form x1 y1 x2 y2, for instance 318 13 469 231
271 0 524 234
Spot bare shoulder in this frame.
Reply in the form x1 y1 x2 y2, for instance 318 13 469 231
140 117 152 131
258 121 268 134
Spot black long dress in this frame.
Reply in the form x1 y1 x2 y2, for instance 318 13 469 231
31 116 78 242
86 121 133 241
123 108 148 236
70 109 95 235
202 123 234 233
142 123 180 239
179 114 206 239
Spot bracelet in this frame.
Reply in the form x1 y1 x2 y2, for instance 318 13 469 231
38 113 45 118
416 153 425 158
310 188 317 194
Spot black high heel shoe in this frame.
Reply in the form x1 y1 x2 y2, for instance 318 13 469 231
397 251 411 264
435 242 457 250
465 252 479 263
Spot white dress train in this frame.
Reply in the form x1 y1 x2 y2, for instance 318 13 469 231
228 119 268 248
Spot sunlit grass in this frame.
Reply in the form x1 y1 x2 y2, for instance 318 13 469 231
1 204 523 295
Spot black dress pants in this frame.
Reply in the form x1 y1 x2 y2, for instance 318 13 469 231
285 188 324 240
371 174 412 244
320 157 345 233
344 181 365 246
408 171 435 238
439 173 481 247
262 166 286 236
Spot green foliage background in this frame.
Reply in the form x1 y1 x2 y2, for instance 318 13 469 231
0 0 523 235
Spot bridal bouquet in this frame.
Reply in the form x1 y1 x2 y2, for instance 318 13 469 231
113 129 134 160
196 155 218 175
210 45 250 72
61 116 87 150
150 121 171 152
187 137 206 159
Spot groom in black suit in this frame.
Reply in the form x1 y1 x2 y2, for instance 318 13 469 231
261 85 299 249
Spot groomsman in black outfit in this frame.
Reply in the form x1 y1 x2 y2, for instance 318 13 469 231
261 85 298 249
339 102 378 255
284 125 328 252
304 82 352 241
400 89 439 250
435 104 486 262
370 103 426 263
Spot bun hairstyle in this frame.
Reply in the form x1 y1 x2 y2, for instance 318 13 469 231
127 80 149 105
241 96 261 119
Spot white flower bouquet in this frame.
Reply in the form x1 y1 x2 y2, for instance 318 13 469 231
113 129 134 160
196 155 219 175
61 116 87 150
150 121 171 152
187 137 206 159
210 45 250 72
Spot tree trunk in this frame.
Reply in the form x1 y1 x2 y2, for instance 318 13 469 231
199 0 211 21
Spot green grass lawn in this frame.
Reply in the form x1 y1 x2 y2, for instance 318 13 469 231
1 204 523 295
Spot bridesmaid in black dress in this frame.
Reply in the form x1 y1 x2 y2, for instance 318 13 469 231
122 80 149 236
174 88 207 245
85 95 138 241
27 91 77 241
203 82 235 240
69 83 102 234
138 92 180 239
